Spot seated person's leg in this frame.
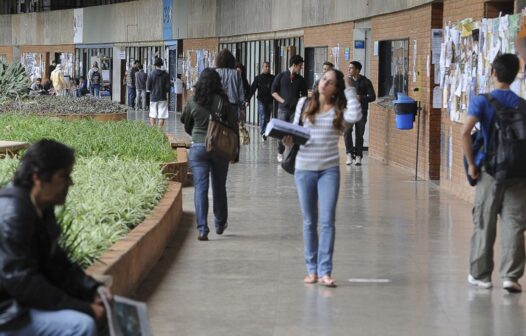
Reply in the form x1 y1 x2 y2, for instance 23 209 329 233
3 309 97 336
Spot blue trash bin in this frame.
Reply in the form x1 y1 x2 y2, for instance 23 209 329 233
393 93 417 130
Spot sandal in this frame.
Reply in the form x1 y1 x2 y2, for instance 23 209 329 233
303 274 318 284
318 275 337 287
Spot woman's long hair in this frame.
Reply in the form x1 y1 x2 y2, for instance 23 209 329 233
215 49 236 69
193 68 226 108
303 69 347 130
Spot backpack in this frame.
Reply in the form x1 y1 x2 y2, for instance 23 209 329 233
484 94 526 181
91 71 101 85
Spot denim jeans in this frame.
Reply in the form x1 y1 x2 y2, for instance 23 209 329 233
90 84 100 98
135 89 146 110
127 86 136 108
258 101 272 135
0 309 97 336
344 109 368 157
189 144 230 235
294 166 340 277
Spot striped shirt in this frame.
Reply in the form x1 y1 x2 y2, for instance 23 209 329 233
293 87 362 171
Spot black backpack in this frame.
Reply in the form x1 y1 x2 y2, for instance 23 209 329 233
484 94 526 181
91 71 101 85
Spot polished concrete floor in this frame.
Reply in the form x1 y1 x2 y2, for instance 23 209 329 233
129 110 526 336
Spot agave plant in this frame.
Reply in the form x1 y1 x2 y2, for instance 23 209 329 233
0 61 30 104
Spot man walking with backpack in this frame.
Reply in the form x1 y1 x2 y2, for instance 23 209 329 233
462 53 526 293
87 62 102 98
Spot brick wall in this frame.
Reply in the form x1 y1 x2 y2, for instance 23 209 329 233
368 3 443 180
304 21 354 71
0 46 13 63
443 0 485 23
183 38 219 54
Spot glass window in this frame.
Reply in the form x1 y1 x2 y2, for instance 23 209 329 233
378 39 409 99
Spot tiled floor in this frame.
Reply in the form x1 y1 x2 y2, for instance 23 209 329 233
130 110 526 336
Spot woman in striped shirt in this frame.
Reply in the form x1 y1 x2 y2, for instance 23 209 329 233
283 69 362 287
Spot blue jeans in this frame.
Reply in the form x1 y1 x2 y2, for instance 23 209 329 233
294 166 340 277
0 309 97 336
258 101 272 135
189 144 230 235
90 84 100 98
127 87 136 107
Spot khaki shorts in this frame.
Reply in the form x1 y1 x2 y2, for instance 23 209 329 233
149 101 168 119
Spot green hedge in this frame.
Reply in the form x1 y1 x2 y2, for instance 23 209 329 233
0 115 175 267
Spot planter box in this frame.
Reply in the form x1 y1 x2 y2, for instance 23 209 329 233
53 112 127 122
0 141 29 157
161 148 190 186
86 181 183 295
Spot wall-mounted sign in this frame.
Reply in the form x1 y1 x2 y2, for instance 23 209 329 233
119 51 126 60
354 40 365 49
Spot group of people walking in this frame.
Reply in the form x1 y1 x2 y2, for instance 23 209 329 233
181 49 371 287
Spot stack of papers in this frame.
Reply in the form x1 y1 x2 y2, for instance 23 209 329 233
265 118 311 145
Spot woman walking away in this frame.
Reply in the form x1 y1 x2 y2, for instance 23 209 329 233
215 49 245 119
181 68 239 241
283 69 362 287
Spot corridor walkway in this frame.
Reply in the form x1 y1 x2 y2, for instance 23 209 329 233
131 111 526 336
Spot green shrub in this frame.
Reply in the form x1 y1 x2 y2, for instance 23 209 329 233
0 114 175 162
0 157 168 268
0 61 30 104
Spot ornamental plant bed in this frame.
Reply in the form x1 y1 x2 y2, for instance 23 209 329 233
0 115 179 269
0 95 126 116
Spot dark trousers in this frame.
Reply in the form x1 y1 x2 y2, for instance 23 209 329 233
277 106 293 154
344 109 368 158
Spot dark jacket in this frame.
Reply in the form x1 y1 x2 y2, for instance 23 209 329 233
247 73 275 103
146 69 170 102
350 75 376 112
0 185 100 326
271 70 307 110
135 70 147 90
181 94 239 144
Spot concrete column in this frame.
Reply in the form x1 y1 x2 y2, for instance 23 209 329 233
113 46 123 104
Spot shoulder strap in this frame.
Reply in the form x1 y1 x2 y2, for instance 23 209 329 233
484 93 504 114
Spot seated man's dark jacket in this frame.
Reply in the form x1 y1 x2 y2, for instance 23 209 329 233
0 185 100 326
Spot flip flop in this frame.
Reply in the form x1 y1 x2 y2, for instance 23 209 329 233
318 275 337 287
303 274 318 284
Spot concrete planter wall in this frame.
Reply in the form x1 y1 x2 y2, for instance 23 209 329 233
161 148 189 186
53 112 127 121
86 181 183 295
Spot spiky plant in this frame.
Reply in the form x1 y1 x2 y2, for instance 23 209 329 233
0 61 30 104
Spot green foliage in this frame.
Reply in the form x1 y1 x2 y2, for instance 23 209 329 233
0 61 30 104
0 156 168 268
0 114 176 162
0 95 124 115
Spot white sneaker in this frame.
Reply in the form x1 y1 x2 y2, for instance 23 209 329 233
277 153 283 163
355 157 362 166
345 154 352 165
468 274 492 289
503 280 522 293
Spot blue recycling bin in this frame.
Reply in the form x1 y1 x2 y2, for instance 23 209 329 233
393 93 417 130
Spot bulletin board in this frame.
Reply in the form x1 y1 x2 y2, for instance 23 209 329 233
439 13 525 122
183 49 217 90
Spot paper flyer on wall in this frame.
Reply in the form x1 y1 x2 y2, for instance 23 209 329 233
98 287 153 336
